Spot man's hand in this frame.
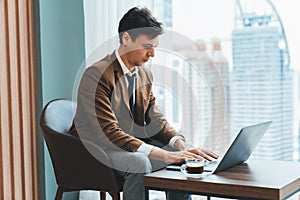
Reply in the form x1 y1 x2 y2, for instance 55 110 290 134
188 148 219 162
149 145 219 164
173 139 219 161
149 146 201 164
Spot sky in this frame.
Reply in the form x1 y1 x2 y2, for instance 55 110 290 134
172 0 300 74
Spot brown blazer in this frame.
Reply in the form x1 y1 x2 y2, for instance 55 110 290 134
69 52 179 152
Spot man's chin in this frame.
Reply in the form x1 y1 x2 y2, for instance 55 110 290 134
136 61 147 66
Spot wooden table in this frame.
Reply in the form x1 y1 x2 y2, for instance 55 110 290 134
144 160 300 200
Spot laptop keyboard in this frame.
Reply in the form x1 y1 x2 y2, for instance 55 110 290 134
204 157 222 171
205 159 219 167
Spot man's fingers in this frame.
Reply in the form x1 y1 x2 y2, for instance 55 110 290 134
194 149 218 161
169 150 200 164
180 151 201 161
171 149 215 164
201 149 219 159
198 151 213 161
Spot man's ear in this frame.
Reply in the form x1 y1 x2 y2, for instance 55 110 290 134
122 32 131 46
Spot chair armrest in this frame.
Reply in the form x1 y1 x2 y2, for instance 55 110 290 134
42 126 123 192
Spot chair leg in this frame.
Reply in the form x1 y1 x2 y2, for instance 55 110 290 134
100 191 106 200
55 186 64 200
109 192 120 200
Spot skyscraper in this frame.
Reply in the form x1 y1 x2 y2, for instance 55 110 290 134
151 0 173 119
231 0 294 161
153 0 173 28
150 0 209 145
210 39 231 155
151 0 231 154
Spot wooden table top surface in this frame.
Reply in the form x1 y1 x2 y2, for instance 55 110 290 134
144 159 300 199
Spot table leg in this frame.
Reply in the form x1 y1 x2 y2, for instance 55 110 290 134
145 187 149 200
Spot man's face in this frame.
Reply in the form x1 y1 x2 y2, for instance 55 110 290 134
125 34 159 67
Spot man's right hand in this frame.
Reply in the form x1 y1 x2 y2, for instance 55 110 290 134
149 146 219 164
149 146 201 164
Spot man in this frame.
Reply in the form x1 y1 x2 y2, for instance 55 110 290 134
69 7 218 200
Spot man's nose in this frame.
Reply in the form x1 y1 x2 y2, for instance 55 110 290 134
148 47 155 57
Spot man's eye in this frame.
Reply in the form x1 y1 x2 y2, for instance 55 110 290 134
143 45 153 49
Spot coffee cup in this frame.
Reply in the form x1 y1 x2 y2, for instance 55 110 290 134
185 158 204 174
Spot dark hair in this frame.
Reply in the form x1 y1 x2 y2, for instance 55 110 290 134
118 7 164 43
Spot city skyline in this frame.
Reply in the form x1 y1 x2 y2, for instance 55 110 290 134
152 0 232 154
151 0 300 161
172 0 300 74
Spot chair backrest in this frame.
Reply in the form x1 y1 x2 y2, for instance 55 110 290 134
42 99 76 133
40 99 123 192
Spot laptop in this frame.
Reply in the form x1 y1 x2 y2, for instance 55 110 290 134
166 121 272 174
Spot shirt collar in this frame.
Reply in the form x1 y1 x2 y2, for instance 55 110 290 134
115 50 138 76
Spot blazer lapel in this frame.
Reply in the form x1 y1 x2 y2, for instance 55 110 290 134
110 54 131 114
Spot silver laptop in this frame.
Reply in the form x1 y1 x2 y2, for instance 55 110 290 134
204 121 272 173
166 121 272 173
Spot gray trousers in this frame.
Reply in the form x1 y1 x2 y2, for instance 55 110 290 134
107 140 191 200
